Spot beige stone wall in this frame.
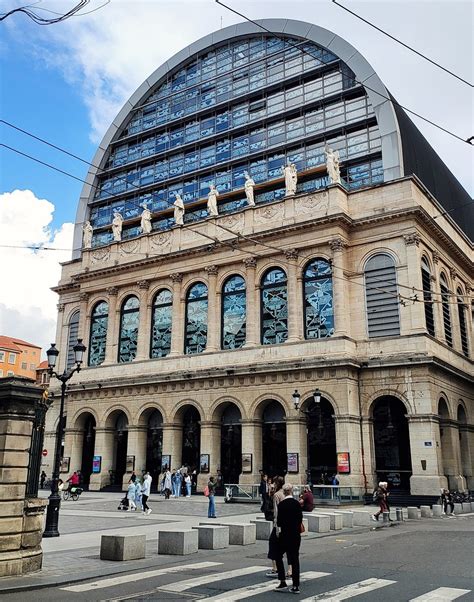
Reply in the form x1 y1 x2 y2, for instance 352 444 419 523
50 177 473 496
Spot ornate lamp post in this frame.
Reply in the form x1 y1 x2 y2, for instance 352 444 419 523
43 339 86 538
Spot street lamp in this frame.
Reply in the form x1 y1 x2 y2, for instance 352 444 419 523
43 339 86 538
292 389 301 410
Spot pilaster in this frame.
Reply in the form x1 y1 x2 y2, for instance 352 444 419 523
162 423 182 470
285 414 307 484
239 419 263 484
408 414 448 495
243 257 257 347
197 420 221 491
123 426 148 487
286 250 302 343
205 265 219 352
88 427 115 490
169 273 184 356
103 287 119 365
135 280 151 361
329 238 348 337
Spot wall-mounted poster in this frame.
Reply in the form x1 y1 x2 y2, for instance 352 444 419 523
287 453 299 473
200 454 210 473
92 455 102 473
337 452 350 474
161 455 171 470
126 455 135 473
241 453 252 473
60 457 70 473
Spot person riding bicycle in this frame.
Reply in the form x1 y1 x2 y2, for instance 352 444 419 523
67 471 80 487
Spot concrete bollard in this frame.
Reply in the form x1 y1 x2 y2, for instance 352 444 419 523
200 522 256 545
100 534 146 561
315 513 343 531
352 510 372 526
407 507 420 520
395 508 404 522
382 511 390 524
462 503 471 513
305 514 330 533
251 519 273 540
453 503 463 515
158 530 198 555
420 506 432 518
432 504 442 517
333 511 354 528
192 525 229 550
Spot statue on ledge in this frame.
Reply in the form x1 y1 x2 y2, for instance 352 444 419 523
325 145 341 185
244 171 256 206
82 221 93 249
207 184 219 216
112 211 123 242
173 194 185 226
283 161 298 196
140 204 152 234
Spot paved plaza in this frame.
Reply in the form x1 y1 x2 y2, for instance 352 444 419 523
1 492 473 600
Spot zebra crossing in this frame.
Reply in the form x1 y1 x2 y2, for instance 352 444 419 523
60 561 472 600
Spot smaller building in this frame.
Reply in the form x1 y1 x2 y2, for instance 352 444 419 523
35 360 50 388
0 336 41 380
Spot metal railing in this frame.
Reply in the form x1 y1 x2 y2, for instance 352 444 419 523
224 483 365 504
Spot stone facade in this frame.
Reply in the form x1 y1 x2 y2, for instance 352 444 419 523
48 179 473 496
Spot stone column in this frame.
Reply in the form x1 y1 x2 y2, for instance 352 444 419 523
205 265 219 352
459 424 474 490
169 273 184 356
88 427 115 490
135 280 151 361
0 378 47 576
329 238 348 337
362 417 377 491
286 250 303 343
334 415 366 489
63 427 84 474
439 419 465 491
243 257 258 347
77 292 89 345
103 287 119 365
408 415 448 494
197 421 221 491
403 234 427 334
55 303 67 373
123 426 148 487
285 414 307 484
431 253 444 339
239 419 263 485
162 422 182 470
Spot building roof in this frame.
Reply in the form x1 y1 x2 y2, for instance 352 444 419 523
36 360 49 370
0 336 41 353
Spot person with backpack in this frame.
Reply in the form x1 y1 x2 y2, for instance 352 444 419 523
371 481 387 521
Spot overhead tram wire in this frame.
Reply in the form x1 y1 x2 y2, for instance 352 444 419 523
2 141 471 308
214 0 472 146
1 122 473 301
0 1 91 23
331 0 473 88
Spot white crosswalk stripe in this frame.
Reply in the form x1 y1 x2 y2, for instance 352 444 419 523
409 587 472 601
300 577 396 601
61 561 222 593
159 566 265 592
204 571 331 601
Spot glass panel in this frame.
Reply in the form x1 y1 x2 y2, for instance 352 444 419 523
304 259 334 339
261 269 288 345
88 302 108 366
150 289 172 358
185 283 208 354
222 276 246 349
118 296 139 362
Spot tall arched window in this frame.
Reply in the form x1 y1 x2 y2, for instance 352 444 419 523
88 301 108 366
150 289 172 358
118 296 140 362
457 288 469 357
440 273 452 347
185 282 208 354
261 268 288 345
421 257 435 336
303 258 334 339
364 254 400 338
66 310 80 369
222 275 246 349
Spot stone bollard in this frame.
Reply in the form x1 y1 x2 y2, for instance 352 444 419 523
333 511 354 528
432 504 442 517
251 519 272 540
395 508 404 522
352 510 372 526
382 511 390 524
315 513 343 530
200 522 256 545
100 534 146 561
192 525 229 550
420 506 432 518
462 503 471 513
453 503 463 515
158 530 198 555
306 514 330 533
407 506 420 520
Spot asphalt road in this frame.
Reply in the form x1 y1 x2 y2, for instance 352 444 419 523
4 514 473 601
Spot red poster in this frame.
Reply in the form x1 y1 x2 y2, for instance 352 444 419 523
337 452 350 474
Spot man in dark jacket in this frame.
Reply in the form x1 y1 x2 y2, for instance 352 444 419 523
275 483 303 594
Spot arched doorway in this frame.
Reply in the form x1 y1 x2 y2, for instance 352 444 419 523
80 414 96 489
373 396 412 490
304 397 336 484
181 406 200 471
220 404 242 484
438 397 452 486
262 400 287 477
457 404 469 482
113 413 128 487
146 410 163 492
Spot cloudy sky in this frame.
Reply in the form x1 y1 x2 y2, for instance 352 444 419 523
0 0 472 356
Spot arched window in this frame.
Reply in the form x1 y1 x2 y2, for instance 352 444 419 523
150 289 172 358
88 301 108 366
421 257 435 336
185 282 208 354
364 254 400 338
66 310 80 369
222 275 246 349
118 296 140 362
303 258 334 339
440 273 452 347
261 268 288 345
457 288 469 357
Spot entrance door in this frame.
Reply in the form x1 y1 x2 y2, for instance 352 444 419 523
80 415 96 488
307 398 336 484
114 413 128 487
221 404 242 484
146 410 163 492
262 400 287 477
182 407 200 471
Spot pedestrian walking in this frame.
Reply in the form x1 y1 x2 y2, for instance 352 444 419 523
134 477 142 508
40 470 47 489
141 471 153 515
174 470 183 498
185 473 192 497
266 476 287 578
441 489 454 514
164 468 172 499
371 481 388 521
274 483 303 594
207 476 217 518
127 478 137 511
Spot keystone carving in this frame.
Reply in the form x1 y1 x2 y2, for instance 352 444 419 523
432 251 440 264
403 233 420 246
284 249 298 261
243 257 257 269
329 238 347 252
170 272 183 283
205 265 219 276
56 303 65 312
79 292 89 302
106 286 119 296
137 280 150 290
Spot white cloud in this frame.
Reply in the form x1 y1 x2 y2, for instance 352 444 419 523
0 190 74 357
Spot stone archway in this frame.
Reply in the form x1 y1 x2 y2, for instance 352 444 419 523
220 403 242 485
105 410 129 488
303 396 336 485
372 396 412 491
79 413 96 488
180 406 201 472
261 400 287 477
144 409 163 492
